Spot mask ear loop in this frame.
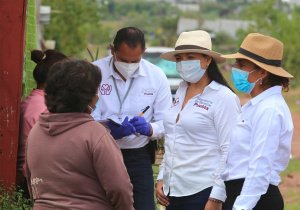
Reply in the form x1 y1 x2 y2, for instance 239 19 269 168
87 105 94 113
205 57 212 68
250 67 265 86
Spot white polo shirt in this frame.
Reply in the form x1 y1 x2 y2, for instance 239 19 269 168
157 81 241 201
91 56 172 149
222 86 294 210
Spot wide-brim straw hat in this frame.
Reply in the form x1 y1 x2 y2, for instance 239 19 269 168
160 30 225 64
222 33 293 78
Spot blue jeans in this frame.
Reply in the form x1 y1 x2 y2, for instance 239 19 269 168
121 145 155 210
166 187 212 210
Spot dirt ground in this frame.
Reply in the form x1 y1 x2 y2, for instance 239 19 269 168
290 113 300 160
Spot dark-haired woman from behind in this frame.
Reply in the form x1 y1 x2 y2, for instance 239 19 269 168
155 30 241 210
25 59 134 210
17 49 66 194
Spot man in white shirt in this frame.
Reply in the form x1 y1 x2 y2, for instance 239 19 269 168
92 27 172 210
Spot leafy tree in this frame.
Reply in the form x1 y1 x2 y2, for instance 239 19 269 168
42 0 110 56
98 1 180 47
239 0 300 85
23 0 38 96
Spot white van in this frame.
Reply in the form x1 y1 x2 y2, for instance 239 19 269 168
143 47 181 95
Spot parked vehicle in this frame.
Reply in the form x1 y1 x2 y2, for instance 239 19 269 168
143 47 181 95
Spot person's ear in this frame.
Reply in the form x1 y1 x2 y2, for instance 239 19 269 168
110 44 115 56
206 57 212 67
259 68 269 76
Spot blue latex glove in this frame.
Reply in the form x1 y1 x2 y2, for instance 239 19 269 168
107 116 136 140
129 116 152 136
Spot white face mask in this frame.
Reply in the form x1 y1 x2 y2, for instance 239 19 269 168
114 56 140 79
176 60 205 83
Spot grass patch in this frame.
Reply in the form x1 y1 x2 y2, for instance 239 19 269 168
284 189 300 210
282 158 300 177
0 186 32 210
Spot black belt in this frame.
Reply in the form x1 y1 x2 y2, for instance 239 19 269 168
121 144 149 155
224 178 245 186
225 178 278 189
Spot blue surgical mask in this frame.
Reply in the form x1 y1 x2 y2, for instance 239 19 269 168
231 67 256 94
176 60 205 83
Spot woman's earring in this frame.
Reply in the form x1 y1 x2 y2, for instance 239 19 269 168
259 78 263 85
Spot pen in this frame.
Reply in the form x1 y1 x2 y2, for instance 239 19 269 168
138 106 150 116
134 106 150 137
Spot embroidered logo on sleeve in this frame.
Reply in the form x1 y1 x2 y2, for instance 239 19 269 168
31 177 44 199
194 98 213 110
100 84 112 95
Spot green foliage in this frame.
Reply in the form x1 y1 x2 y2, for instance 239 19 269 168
0 186 32 210
43 0 110 56
239 0 300 85
214 32 236 53
23 0 38 96
98 0 180 47
42 0 180 55
281 158 300 177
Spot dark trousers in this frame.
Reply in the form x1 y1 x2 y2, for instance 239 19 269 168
224 179 284 210
121 145 155 210
166 187 213 210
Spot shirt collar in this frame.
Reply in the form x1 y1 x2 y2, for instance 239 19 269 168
250 86 282 106
207 80 221 91
181 80 221 92
106 56 146 80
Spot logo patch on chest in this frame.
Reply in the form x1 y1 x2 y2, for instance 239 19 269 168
193 98 213 110
142 88 156 96
100 84 112 95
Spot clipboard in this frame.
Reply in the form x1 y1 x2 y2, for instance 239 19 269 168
98 118 122 127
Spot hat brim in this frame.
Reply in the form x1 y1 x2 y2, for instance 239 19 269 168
160 49 226 64
222 53 294 78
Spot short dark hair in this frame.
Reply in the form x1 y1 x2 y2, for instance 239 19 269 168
45 59 101 113
113 27 145 50
207 59 234 92
264 73 290 92
31 49 67 85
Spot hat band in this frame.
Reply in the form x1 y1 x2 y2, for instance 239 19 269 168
239 48 281 67
175 45 209 51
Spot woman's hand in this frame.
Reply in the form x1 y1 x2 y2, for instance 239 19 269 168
204 199 222 210
155 180 170 207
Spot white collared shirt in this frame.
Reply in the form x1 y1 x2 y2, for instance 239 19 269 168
222 86 294 210
91 56 172 149
157 81 241 201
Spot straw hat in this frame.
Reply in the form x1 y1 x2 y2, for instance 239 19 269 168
222 33 293 78
160 30 225 63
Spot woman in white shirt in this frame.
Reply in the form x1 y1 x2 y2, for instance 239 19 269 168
221 33 294 210
155 30 240 210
